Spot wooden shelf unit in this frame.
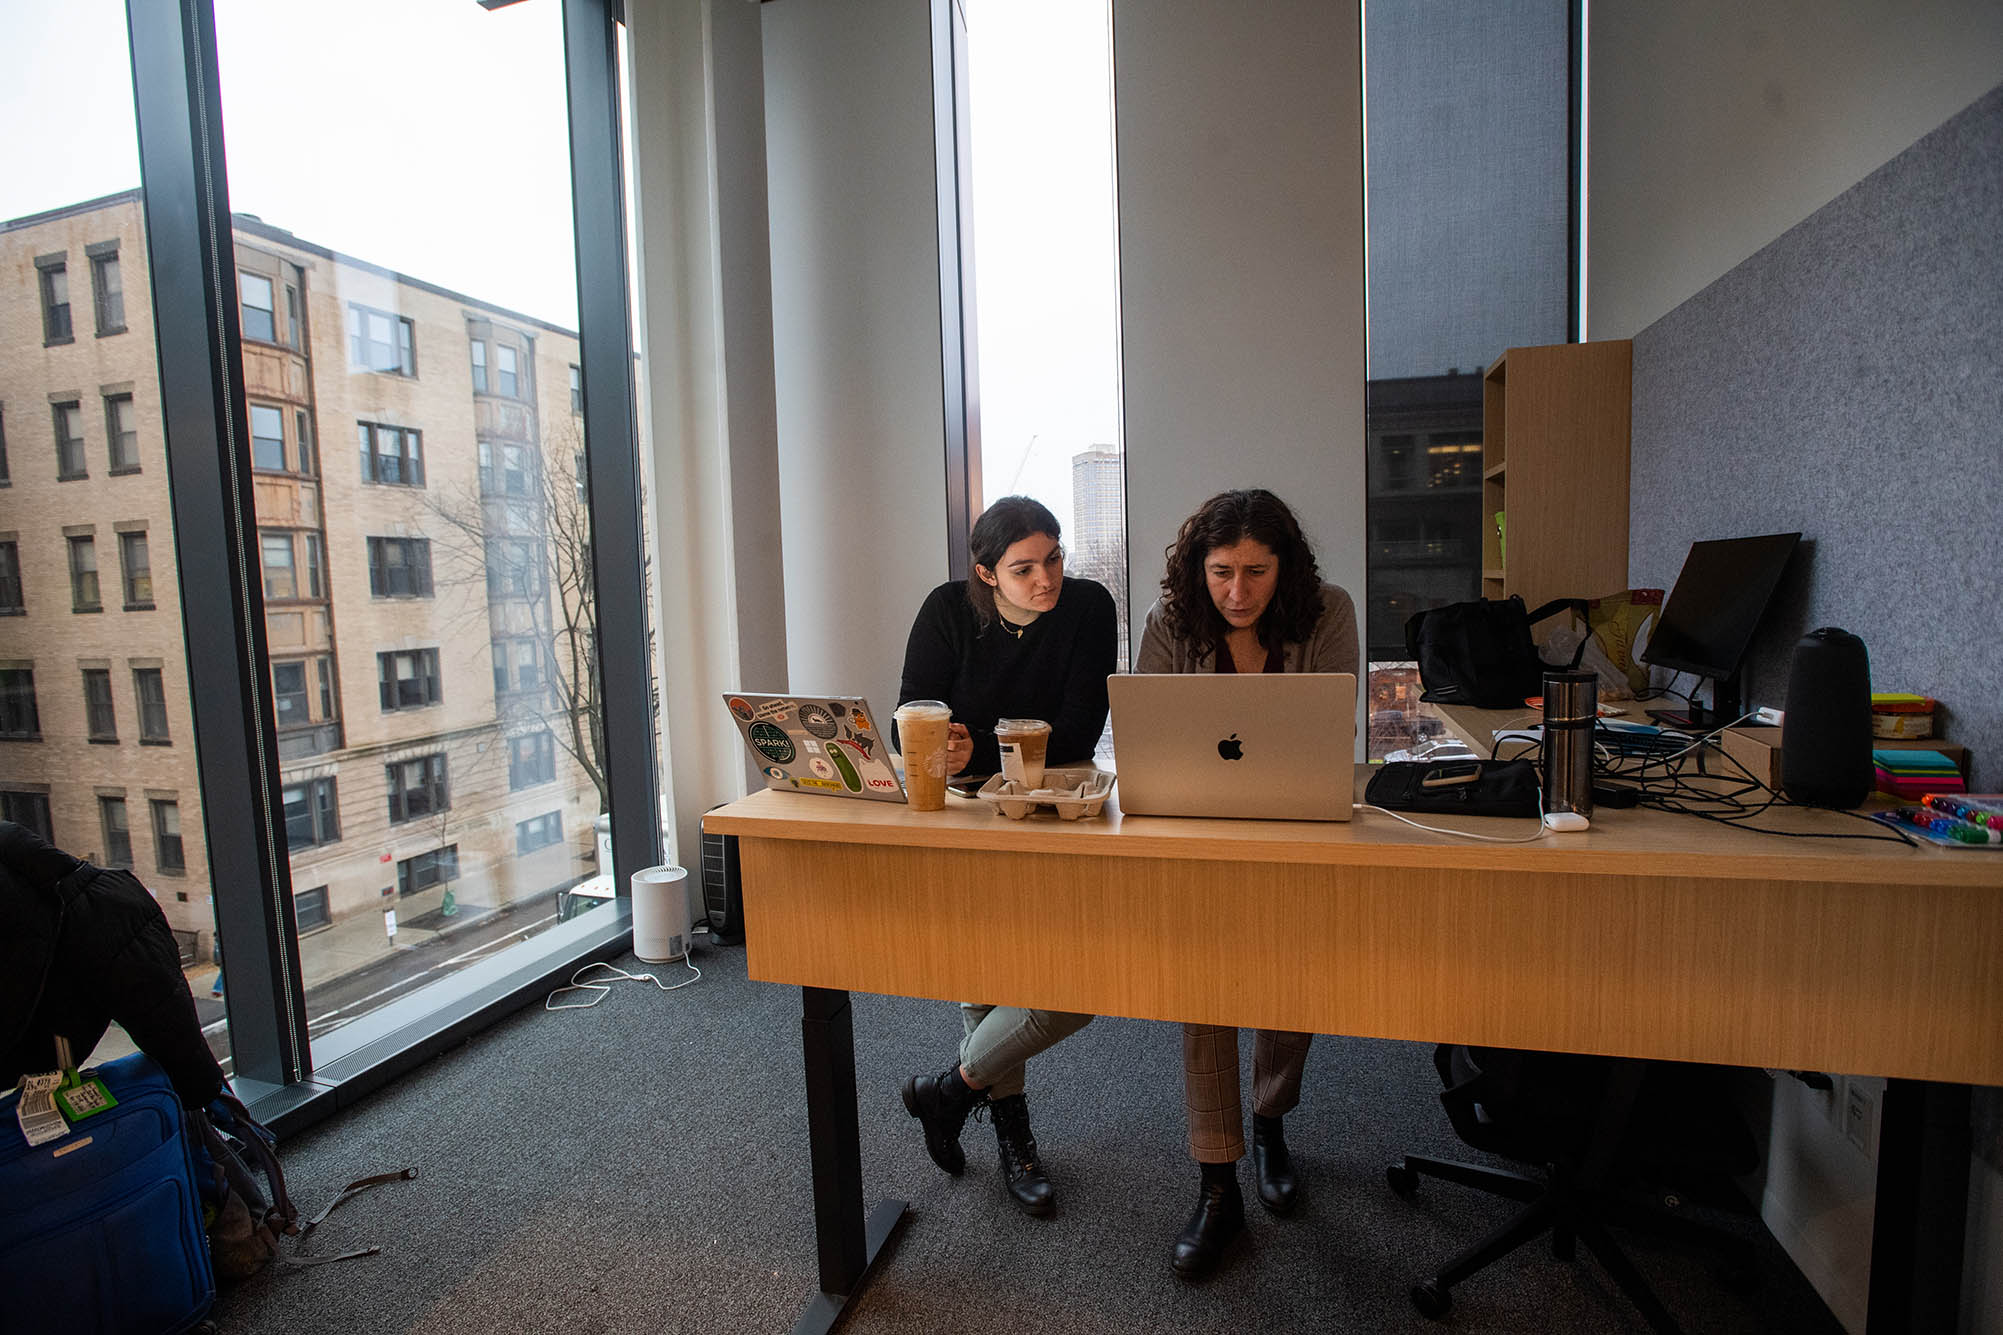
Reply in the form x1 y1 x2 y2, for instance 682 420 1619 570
1481 340 1633 611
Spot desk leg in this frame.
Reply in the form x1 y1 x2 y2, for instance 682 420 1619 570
1865 1078 1970 1334
794 985 907 1335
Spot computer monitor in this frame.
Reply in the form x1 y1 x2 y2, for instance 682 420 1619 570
1640 531 1801 727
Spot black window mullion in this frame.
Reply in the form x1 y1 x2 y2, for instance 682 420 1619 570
563 0 661 893
126 0 309 1087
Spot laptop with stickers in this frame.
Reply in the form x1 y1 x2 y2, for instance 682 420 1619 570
1108 673 1358 820
722 692 908 803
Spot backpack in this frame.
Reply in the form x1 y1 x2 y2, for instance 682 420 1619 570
1405 596 1588 709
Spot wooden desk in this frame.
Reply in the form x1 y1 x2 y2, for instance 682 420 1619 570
705 772 2003 1333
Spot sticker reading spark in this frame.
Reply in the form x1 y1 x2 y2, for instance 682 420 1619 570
748 721 796 764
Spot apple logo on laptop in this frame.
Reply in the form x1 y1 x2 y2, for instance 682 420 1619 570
1217 733 1244 761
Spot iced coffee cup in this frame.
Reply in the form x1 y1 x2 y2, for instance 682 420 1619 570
894 700 954 811
994 717 1052 791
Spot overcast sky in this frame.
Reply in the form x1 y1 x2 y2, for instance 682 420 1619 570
3 0 1123 541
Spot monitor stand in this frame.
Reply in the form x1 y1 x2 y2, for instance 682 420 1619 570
1646 668 1743 732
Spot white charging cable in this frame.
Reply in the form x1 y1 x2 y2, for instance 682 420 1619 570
546 955 702 1010
1354 789 1553 844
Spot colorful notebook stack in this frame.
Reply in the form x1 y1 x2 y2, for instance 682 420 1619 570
1872 748 1965 799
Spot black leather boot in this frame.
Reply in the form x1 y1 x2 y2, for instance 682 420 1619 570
1251 1112 1299 1215
989 1093 1054 1216
1171 1160 1244 1280
900 1065 984 1176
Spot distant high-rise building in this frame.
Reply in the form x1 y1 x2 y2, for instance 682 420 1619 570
1 190 603 980
1069 445 1128 667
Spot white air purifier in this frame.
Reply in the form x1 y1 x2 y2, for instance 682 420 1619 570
630 864 691 962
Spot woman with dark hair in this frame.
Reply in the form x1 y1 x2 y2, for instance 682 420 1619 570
1135 487 1358 1279
895 494 1117 1216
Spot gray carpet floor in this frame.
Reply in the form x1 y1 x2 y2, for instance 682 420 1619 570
214 943 1846 1334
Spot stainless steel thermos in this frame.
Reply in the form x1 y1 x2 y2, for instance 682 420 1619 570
1542 670 1597 820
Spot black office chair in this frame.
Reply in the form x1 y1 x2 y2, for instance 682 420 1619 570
1386 1044 1759 1333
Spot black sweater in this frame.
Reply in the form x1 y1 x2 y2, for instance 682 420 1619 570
897 577 1117 777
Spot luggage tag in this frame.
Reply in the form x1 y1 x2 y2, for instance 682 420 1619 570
44 1036 118 1125
15 1073 69 1147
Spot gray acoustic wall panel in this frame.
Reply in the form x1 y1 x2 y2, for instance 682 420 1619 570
1628 81 2002 789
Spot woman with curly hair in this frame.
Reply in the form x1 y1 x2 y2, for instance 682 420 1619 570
1135 487 1357 1279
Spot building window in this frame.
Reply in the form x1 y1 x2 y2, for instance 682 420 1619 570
366 537 433 597
387 753 449 824
90 249 125 335
260 532 297 600
569 364 581 413
358 422 424 486
239 271 276 343
83 668 117 741
1 405 10 483
477 441 494 494
282 777 340 850
0 669 40 739
377 648 442 712
2 792 53 841
68 535 100 611
133 667 169 742
501 444 531 497
151 799 185 873
119 531 153 608
0 543 22 614
54 401 86 479
302 533 324 599
284 283 302 350
575 450 588 507
250 404 286 470
295 410 315 475
294 884 330 933
516 811 563 854
105 394 139 472
509 731 556 790
485 539 539 599
272 660 310 728
38 258 72 344
493 637 543 696
347 303 415 376
470 340 488 393
495 344 519 398
99 796 132 867
396 845 459 897
317 658 336 718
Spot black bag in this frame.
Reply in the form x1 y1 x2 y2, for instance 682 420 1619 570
1404 596 1588 708
1364 759 1542 819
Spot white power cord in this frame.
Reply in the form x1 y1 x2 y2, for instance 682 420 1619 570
1354 789 1552 844
546 955 702 1010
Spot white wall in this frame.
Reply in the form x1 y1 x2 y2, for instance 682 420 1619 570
1586 0 2003 339
628 0 788 873
1111 0 1368 681
762 0 953 717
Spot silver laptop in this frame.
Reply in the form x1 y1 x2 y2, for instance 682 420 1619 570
1109 673 1358 820
722 693 907 803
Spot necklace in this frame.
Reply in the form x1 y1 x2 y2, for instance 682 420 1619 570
997 616 1026 640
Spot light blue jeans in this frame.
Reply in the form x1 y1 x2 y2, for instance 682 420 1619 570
957 1002 1093 1099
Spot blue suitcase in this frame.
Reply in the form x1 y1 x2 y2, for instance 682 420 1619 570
0 1052 214 1335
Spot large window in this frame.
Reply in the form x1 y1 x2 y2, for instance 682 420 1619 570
99 796 133 868
347 303 415 376
151 798 185 873
90 246 126 335
509 731 556 790
54 401 86 479
239 271 276 343
0 668 40 739
366 537 433 597
358 422 423 486
516 811 562 854
260 532 298 600
396 844 458 897
67 534 101 611
386 753 450 824
106 393 139 472
119 531 153 608
282 778 339 850
83 668 117 740
250 404 286 470
38 257 72 344
133 667 169 743
377 649 442 712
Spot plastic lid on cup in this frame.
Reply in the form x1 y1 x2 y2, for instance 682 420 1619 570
894 699 951 719
994 717 1050 733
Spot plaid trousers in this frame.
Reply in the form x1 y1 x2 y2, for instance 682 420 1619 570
1182 1023 1313 1163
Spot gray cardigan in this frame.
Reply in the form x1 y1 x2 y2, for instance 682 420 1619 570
1134 582 1360 677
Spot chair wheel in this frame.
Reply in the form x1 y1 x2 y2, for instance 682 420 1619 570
1386 1163 1419 1197
1411 1280 1452 1319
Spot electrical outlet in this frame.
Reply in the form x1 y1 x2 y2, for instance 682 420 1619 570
1844 1081 1874 1151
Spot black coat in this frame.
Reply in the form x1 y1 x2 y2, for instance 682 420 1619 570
0 821 226 1108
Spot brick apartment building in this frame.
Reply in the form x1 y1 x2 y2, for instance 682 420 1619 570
0 190 603 977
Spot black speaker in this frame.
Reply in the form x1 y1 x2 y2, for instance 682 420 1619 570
700 819 744 946
1780 628 1873 809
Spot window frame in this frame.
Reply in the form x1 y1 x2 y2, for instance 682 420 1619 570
366 536 434 598
358 421 424 487
99 795 133 868
495 343 519 398
239 269 277 343
516 810 564 854
38 256 73 345
90 246 127 336
281 776 340 851
0 541 23 615
54 400 87 480
395 844 460 897
1 791 54 842
119 530 154 609
347 302 416 376
386 752 450 824
150 798 186 874
376 647 443 712
260 531 298 600
509 730 557 790
294 884 331 933
67 534 101 611
105 392 140 473
133 667 170 743
249 402 286 470
0 668 41 739
83 667 118 741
